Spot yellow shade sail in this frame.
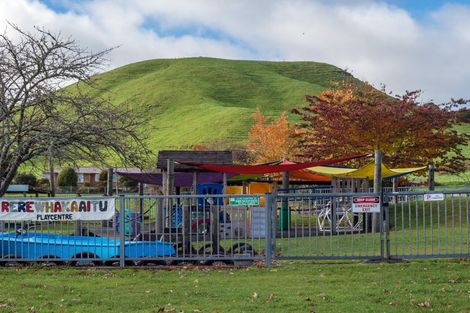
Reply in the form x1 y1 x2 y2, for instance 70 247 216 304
307 163 426 179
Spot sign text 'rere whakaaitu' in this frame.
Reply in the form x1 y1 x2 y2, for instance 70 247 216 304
0 199 115 221
352 196 381 213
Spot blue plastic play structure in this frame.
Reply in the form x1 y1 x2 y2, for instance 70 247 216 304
170 183 224 227
0 232 175 260
196 183 224 207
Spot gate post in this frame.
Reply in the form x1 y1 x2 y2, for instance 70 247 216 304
265 193 274 267
119 195 126 268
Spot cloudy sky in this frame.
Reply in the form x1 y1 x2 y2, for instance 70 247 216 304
1 0 469 102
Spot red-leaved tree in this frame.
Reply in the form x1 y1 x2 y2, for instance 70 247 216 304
293 82 469 172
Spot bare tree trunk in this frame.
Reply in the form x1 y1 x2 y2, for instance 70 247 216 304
49 146 56 197
107 167 114 196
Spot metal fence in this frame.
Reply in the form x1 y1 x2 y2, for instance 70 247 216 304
0 194 268 266
269 189 470 262
387 190 470 259
0 189 469 267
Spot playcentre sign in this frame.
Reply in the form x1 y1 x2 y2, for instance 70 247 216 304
0 198 115 221
352 196 381 213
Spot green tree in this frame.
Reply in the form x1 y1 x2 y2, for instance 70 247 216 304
58 168 78 187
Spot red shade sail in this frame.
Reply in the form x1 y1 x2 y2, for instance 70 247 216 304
270 160 331 182
177 154 371 174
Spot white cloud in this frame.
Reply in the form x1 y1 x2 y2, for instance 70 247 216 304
1 0 469 102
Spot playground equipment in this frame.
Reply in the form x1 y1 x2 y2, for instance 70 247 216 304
0 231 175 264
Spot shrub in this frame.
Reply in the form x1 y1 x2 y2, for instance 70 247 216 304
58 168 78 187
99 170 108 182
118 175 138 188
14 173 37 186
37 178 50 188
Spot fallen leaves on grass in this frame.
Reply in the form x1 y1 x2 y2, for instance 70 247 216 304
417 300 431 308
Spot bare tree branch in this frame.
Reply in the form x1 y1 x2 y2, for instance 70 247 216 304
0 24 150 195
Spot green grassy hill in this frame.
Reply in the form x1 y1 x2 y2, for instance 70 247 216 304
434 123 470 185
86 57 353 151
77 57 469 184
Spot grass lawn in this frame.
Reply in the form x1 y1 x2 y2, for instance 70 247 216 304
0 260 469 313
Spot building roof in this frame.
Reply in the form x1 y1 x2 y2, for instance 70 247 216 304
157 150 233 172
45 167 145 175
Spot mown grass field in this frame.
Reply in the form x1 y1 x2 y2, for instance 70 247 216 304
0 260 469 313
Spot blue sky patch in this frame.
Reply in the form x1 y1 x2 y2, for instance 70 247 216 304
141 17 260 57
384 0 470 18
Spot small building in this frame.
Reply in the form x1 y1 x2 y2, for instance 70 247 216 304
157 150 233 194
157 150 233 172
43 167 143 187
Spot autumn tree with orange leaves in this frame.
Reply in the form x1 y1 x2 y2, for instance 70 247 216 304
293 82 469 172
247 109 298 163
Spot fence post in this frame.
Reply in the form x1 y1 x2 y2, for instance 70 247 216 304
265 193 273 267
119 195 126 268
384 200 391 260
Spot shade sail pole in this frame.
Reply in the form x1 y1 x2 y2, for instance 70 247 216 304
192 172 198 195
280 171 290 231
428 164 435 191
372 149 382 233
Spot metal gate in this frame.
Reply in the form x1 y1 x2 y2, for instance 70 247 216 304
268 192 382 262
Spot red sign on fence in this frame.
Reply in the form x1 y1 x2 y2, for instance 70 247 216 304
352 196 380 213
